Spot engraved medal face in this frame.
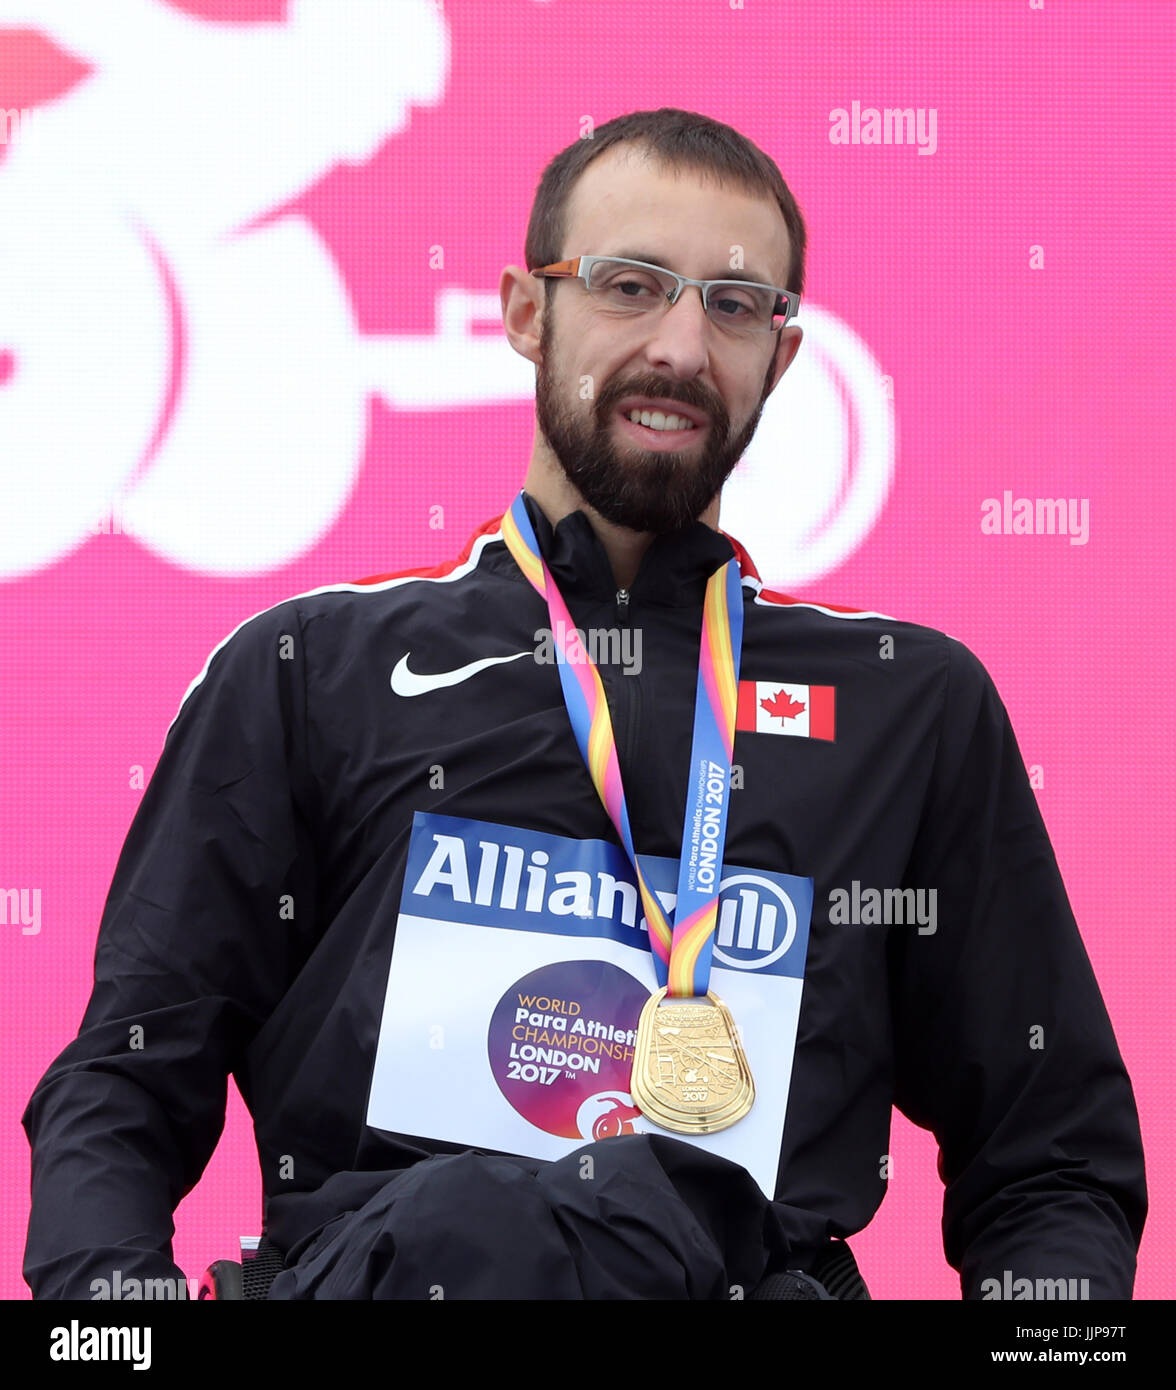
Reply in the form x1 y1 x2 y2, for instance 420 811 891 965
629 988 755 1135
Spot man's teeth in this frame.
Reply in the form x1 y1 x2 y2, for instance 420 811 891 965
627 408 696 432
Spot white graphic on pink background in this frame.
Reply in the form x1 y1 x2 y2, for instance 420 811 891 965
0 0 892 585
0 0 450 575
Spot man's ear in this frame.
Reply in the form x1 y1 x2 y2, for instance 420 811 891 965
500 264 543 366
766 325 803 397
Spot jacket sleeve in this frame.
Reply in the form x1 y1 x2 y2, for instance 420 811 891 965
891 636 1146 1300
21 601 319 1300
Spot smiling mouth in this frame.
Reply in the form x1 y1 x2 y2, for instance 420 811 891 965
614 407 707 447
623 403 700 430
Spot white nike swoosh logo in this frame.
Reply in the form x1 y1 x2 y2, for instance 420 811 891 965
390 650 531 696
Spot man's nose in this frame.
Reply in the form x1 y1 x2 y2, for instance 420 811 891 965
642 286 712 372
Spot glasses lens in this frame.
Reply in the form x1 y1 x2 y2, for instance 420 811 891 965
587 259 674 309
705 282 780 333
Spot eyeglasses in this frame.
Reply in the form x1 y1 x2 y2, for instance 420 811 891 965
531 255 800 336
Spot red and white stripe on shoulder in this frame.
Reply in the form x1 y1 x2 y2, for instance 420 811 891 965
722 530 895 622
350 512 505 587
167 514 509 735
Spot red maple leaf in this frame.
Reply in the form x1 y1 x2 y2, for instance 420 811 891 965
761 688 806 722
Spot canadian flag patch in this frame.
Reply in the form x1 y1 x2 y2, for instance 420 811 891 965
735 682 836 741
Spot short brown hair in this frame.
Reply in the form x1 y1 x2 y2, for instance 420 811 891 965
524 107 806 300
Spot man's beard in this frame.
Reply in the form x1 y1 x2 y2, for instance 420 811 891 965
534 309 776 535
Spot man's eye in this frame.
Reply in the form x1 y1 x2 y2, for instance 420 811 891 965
614 278 656 297
713 296 753 317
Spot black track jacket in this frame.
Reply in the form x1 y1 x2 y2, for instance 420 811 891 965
22 491 1146 1298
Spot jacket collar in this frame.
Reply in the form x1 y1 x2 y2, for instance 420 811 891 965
519 490 756 608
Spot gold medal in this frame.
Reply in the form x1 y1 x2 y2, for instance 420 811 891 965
630 987 754 1135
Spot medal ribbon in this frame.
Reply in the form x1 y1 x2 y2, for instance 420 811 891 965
500 490 744 998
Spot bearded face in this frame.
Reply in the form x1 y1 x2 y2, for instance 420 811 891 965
533 303 777 535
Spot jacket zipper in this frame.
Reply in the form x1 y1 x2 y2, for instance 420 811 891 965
611 588 641 787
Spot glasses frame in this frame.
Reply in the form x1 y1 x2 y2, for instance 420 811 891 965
531 255 800 334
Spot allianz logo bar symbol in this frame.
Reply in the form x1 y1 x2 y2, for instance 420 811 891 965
712 874 799 970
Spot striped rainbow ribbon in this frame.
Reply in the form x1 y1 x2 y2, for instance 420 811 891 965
500 490 743 997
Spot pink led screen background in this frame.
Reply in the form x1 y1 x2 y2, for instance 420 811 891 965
1 0 1172 1300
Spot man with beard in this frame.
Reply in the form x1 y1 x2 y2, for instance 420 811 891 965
23 109 1144 1304
523 154 792 566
